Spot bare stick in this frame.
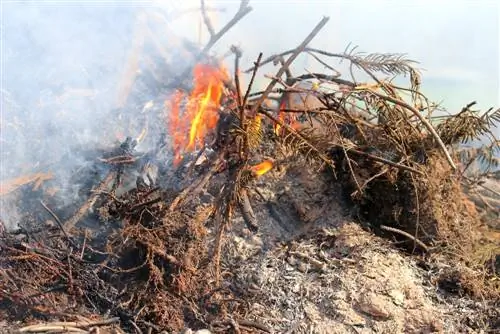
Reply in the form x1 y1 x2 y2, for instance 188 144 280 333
18 317 120 332
237 319 272 333
249 16 330 117
380 225 429 253
232 45 244 121
232 45 248 158
18 325 87 333
200 1 252 56
201 0 215 36
169 154 223 211
115 12 146 109
243 52 263 108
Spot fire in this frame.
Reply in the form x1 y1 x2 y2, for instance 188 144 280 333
274 96 300 136
168 63 229 166
248 160 273 176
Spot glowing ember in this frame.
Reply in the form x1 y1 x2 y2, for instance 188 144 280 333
248 160 273 176
168 63 229 166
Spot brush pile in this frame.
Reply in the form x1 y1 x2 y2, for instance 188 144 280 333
1 1 499 333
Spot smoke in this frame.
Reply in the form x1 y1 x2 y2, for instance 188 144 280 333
0 3 173 229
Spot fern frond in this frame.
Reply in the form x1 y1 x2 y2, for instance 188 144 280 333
456 141 500 174
436 102 499 145
246 114 263 150
345 47 419 76
482 107 500 126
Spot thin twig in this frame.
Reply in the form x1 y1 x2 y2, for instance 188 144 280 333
40 201 75 248
243 52 263 108
345 148 423 175
380 225 429 253
249 16 330 117
333 123 363 195
410 173 422 254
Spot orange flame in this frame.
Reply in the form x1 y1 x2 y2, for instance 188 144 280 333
248 160 273 176
168 63 229 166
274 95 300 136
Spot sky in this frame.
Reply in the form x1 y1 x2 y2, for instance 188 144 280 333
2 0 499 110
1 0 499 156
167 0 500 113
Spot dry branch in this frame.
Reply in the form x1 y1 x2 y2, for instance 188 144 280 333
64 171 116 230
249 16 330 117
173 0 253 88
19 317 120 333
200 0 215 37
239 188 258 232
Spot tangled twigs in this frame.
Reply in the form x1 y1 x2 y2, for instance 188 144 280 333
258 109 335 169
360 88 457 170
249 16 330 117
17 317 120 333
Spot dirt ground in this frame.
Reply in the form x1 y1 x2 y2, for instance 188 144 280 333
211 163 499 334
